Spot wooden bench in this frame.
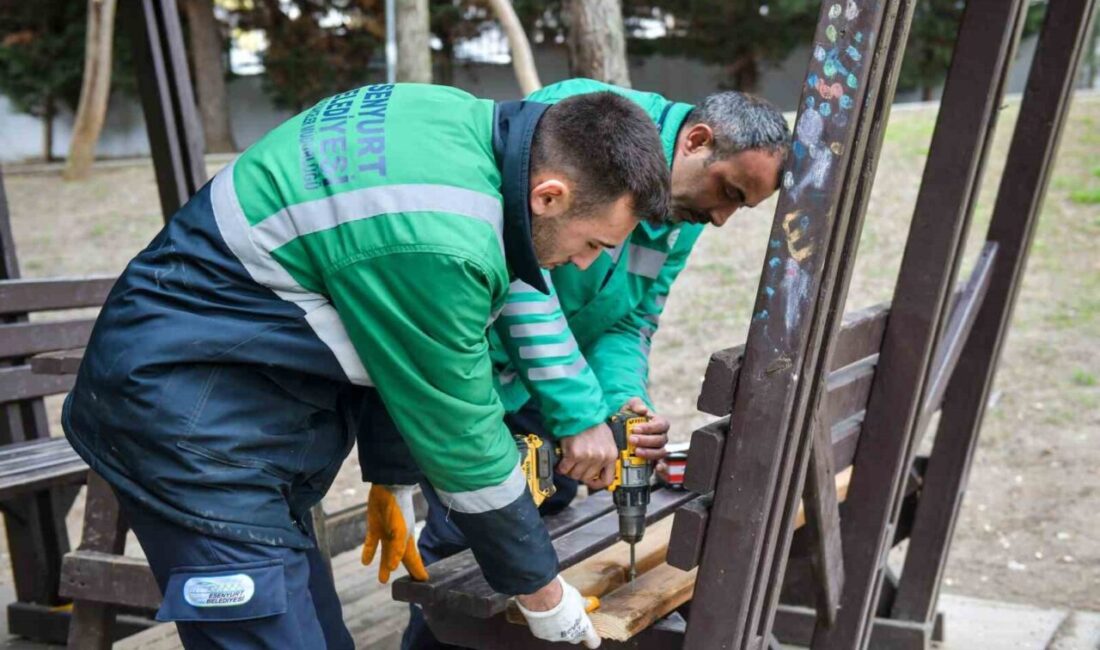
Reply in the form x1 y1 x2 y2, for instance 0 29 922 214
0 184 121 642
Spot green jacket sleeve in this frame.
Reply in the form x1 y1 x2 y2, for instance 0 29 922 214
325 251 558 595
585 226 705 412
492 271 612 438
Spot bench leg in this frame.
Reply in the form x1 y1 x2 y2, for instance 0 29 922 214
66 471 129 650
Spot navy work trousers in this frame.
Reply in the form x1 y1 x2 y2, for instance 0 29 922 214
119 495 355 650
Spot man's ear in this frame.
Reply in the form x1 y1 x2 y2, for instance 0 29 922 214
530 178 571 218
680 123 715 156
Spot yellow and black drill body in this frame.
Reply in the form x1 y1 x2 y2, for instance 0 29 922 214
607 409 651 581
514 410 652 580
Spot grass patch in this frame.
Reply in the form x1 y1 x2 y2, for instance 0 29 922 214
1069 187 1100 204
1091 165 1100 179
1071 369 1098 387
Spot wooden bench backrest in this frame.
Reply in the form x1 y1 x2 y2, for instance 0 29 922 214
0 277 115 407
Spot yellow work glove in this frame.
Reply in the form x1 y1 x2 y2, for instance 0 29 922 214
361 484 429 583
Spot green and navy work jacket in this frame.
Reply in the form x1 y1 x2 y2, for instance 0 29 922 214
491 79 704 438
62 84 562 595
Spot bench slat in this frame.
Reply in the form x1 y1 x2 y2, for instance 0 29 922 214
0 320 95 361
0 366 75 404
0 277 114 315
696 303 890 417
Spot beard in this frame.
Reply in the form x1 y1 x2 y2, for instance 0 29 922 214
531 212 564 268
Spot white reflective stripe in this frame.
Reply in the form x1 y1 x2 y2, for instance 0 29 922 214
509 279 540 293
509 318 568 338
627 245 668 279
502 295 561 316
644 313 660 325
528 357 587 381
252 183 504 256
605 244 625 263
655 294 668 308
435 462 527 514
498 368 518 386
211 165 374 385
519 339 577 360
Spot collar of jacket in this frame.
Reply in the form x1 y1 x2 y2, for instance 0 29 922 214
641 100 696 240
493 100 551 294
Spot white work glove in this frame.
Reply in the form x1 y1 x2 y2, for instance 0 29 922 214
516 576 601 648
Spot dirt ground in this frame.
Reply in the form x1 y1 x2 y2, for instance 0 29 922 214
1 93 1097 613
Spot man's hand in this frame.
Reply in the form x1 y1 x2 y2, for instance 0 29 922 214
361 484 428 583
558 422 619 490
622 397 670 462
516 576 601 648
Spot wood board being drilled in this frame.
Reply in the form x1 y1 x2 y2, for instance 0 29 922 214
505 467 854 642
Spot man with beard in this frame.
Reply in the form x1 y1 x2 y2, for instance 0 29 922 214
62 84 670 649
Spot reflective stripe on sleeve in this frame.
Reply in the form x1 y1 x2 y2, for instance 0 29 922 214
528 358 588 381
519 340 578 360
434 462 527 514
509 318 568 338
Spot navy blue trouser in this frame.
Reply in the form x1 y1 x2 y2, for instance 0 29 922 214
119 495 355 650
401 404 578 650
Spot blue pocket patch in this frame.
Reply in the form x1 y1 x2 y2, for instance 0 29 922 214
156 559 287 622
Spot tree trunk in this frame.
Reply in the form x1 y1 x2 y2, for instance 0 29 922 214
181 0 236 153
485 0 542 94
63 0 118 179
43 95 56 163
565 0 631 87
396 0 431 83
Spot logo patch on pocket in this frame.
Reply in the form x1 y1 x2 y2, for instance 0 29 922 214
183 574 255 607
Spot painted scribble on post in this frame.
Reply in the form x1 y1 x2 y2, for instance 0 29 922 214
754 0 869 334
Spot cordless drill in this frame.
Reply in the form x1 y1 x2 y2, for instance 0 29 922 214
514 410 652 581
607 409 651 582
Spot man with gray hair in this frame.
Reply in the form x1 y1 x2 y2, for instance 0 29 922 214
372 78 791 650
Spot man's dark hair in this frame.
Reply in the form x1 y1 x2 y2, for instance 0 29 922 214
532 92 670 224
685 91 791 160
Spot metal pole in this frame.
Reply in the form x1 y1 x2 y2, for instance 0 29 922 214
386 0 397 84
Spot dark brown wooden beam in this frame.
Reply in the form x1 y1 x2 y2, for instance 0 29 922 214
891 0 1099 627
122 0 206 220
0 367 75 404
813 1 1030 646
0 277 114 315
0 322 95 360
696 303 889 418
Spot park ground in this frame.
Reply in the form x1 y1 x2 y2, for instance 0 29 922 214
1 92 1097 615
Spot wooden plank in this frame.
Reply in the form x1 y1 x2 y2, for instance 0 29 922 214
682 418 727 494
830 414 863 471
813 2 1030 647
0 277 114 315
800 412 844 628
696 303 889 418
435 489 695 619
0 321 94 361
0 366 75 404
590 563 698 642
754 1 919 639
916 242 997 434
562 516 675 598
891 0 1099 627
392 490 617 606
686 355 877 496
774 605 935 649
122 0 206 221
64 472 134 650
666 495 711 571
29 348 86 376
60 551 162 610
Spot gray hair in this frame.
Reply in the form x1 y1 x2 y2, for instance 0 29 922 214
685 91 791 160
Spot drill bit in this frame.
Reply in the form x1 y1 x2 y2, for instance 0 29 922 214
629 542 637 582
